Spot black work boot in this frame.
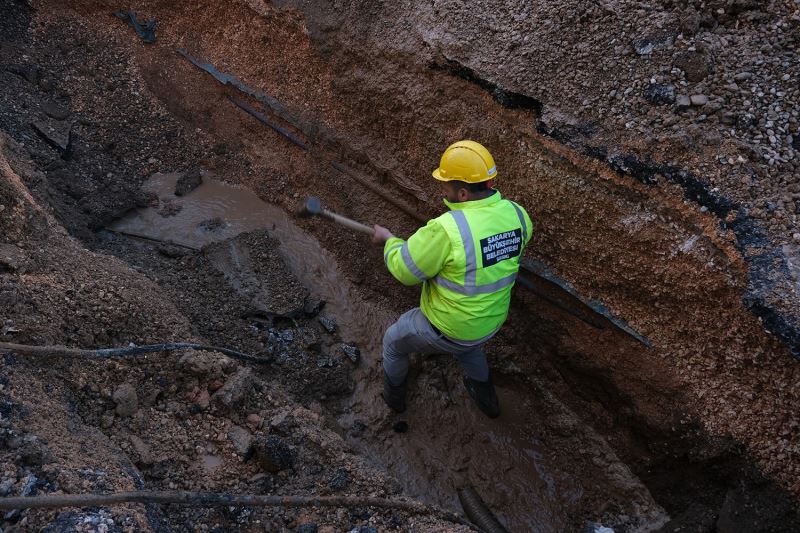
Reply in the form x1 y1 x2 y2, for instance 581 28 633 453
382 372 407 413
463 374 500 418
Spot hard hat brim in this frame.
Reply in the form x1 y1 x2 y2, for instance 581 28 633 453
431 168 497 183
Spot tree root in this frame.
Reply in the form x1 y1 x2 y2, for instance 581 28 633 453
0 490 473 527
0 342 270 365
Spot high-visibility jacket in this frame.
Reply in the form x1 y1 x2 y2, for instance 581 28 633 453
383 191 532 342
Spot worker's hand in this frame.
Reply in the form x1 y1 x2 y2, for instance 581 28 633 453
372 224 394 244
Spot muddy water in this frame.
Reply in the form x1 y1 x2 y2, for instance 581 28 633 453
111 173 592 530
340 371 583 531
110 172 390 351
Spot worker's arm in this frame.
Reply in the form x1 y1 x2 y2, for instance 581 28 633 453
381 220 451 286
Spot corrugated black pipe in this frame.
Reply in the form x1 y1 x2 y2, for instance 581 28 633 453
458 486 511 533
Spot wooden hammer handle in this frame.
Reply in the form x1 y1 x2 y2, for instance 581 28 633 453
321 210 375 235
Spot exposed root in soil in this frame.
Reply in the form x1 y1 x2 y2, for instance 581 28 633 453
0 342 269 365
0 490 473 526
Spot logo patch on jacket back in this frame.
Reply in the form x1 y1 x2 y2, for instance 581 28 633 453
480 229 522 267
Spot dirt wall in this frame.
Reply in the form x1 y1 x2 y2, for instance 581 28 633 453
232 0 800 499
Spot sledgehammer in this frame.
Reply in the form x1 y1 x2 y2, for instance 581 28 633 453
301 196 375 236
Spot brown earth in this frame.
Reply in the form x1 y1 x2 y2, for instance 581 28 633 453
1 0 800 531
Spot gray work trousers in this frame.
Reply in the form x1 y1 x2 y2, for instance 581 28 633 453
382 307 490 386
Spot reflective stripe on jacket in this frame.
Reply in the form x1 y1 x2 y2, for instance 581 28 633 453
383 191 532 341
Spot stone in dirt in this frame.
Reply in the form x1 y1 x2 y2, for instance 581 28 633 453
676 95 691 109
129 435 154 466
198 216 226 232
643 84 675 105
585 523 616 533
211 367 253 408
227 425 253 456
679 10 702 36
30 119 72 158
113 383 138 417
340 343 360 364
632 34 674 55
133 189 158 208
253 434 294 473
178 351 231 380
192 388 210 410
245 413 262 431
157 198 183 217
174 167 202 196
0 319 20 336
318 315 337 333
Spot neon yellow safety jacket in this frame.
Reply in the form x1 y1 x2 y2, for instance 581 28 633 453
383 191 532 342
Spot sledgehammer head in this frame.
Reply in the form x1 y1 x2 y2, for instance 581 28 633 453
301 196 323 218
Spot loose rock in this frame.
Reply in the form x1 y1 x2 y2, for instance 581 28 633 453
175 167 202 196
129 435 154 466
112 383 138 417
245 413 263 431
318 316 337 334
676 95 691 109
211 367 253 408
340 343 361 364
690 94 709 107
228 425 253 456
644 84 676 105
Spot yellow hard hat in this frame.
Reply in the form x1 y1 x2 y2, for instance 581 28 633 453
432 140 497 183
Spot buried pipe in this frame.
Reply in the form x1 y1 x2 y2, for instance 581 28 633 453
229 97 309 150
457 486 511 533
0 342 270 365
0 490 473 527
177 48 430 223
103 228 202 251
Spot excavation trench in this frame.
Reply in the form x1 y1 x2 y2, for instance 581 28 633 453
4 1 800 531
108 171 588 531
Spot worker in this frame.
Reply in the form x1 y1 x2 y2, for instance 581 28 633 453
373 140 532 418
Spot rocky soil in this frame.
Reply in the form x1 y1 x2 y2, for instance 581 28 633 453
0 130 464 531
2 0 800 531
